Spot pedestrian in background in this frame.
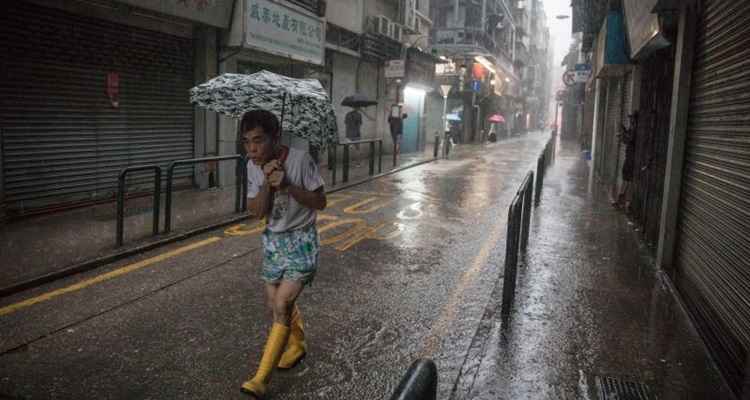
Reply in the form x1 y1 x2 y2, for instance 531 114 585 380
388 105 407 163
345 107 363 167
615 113 637 209
239 110 327 399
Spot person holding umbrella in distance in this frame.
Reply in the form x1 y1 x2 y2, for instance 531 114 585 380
341 94 377 167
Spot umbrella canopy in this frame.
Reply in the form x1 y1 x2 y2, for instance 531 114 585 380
488 114 505 123
446 113 461 121
190 71 338 149
341 94 378 108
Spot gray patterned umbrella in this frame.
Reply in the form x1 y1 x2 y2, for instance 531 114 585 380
190 71 338 149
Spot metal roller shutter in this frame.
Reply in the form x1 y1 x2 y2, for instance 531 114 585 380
630 47 675 248
675 0 750 394
621 72 634 126
0 1 194 214
601 78 622 185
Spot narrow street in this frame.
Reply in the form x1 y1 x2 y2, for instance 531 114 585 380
3 0 749 398
0 134 549 399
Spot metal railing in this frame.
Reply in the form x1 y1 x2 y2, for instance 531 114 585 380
433 132 442 159
534 136 556 206
116 165 162 247
501 171 534 317
164 155 247 234
389 359 438 400
330 139 383 186
501 134 557 314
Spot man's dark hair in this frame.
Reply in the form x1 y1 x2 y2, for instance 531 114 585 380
240 109 280 139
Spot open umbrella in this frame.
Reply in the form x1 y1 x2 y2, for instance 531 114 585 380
488 114 505 123
341 94 378 108
446 113 462 121
190 71 338 149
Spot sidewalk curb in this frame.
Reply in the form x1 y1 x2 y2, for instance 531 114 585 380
0 157 438 298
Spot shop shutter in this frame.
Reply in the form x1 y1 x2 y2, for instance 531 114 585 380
602 78 622 185
674 0 750 394
0 2 194 214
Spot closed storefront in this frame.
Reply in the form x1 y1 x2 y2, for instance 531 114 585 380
0 1 196 215
630 46 675 248
599 77 622 187
674 0 750 394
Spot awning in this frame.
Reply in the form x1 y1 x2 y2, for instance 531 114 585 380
622 0 671 59
594 11 632 78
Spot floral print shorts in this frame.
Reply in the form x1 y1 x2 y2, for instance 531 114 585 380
261 224 319 285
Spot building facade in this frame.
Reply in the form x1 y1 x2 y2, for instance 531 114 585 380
429 0 550 143
0 0 441 221
0 0 234 219
573 0 750 396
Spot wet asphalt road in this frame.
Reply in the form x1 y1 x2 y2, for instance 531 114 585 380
0 133 550 400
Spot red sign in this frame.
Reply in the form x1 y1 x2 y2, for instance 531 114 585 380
562 70 575 87
472 63 487 80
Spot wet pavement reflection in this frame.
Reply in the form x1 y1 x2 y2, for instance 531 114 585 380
0 134 729 400
459 140 733 400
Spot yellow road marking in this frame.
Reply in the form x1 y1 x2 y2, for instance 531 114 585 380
0 237 222 317
319 218 368 246
325 193 355 208
333 221 404 251
224 220 266 236
343 197 395 214
419 217 505 356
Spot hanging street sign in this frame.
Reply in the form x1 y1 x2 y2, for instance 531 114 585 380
563 70 576 87
385 59 406 78
439 84 452 98
574 63 592 83
470 80 481 93
244 0 325 65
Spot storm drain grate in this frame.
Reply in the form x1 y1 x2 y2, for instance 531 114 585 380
594 375 655 400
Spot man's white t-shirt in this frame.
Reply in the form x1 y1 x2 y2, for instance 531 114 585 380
247 147 325 233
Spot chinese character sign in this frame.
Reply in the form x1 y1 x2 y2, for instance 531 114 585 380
245 0 325 65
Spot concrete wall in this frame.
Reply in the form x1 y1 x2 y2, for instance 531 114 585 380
359 60 383 141
193 27 219 189
331 52 359 143
326 52 393 159
326 0 364 32
424 92 444 145
365 0 399 21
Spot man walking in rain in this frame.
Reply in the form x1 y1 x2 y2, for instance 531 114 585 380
239 110 327 398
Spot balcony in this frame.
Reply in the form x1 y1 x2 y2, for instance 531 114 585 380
433 27 498 55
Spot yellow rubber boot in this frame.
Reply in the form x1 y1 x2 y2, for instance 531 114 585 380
278 306 307 369
241 323 290 399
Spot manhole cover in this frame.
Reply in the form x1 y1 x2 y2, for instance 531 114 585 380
594 375 655 400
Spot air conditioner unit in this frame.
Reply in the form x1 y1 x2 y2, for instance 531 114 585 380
369 15 391 37
390 22 403 42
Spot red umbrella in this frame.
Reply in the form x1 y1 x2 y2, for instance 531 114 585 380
488 114 505 123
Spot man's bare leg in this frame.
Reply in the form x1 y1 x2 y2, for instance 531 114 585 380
264 283 278 321
271 280 304 325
